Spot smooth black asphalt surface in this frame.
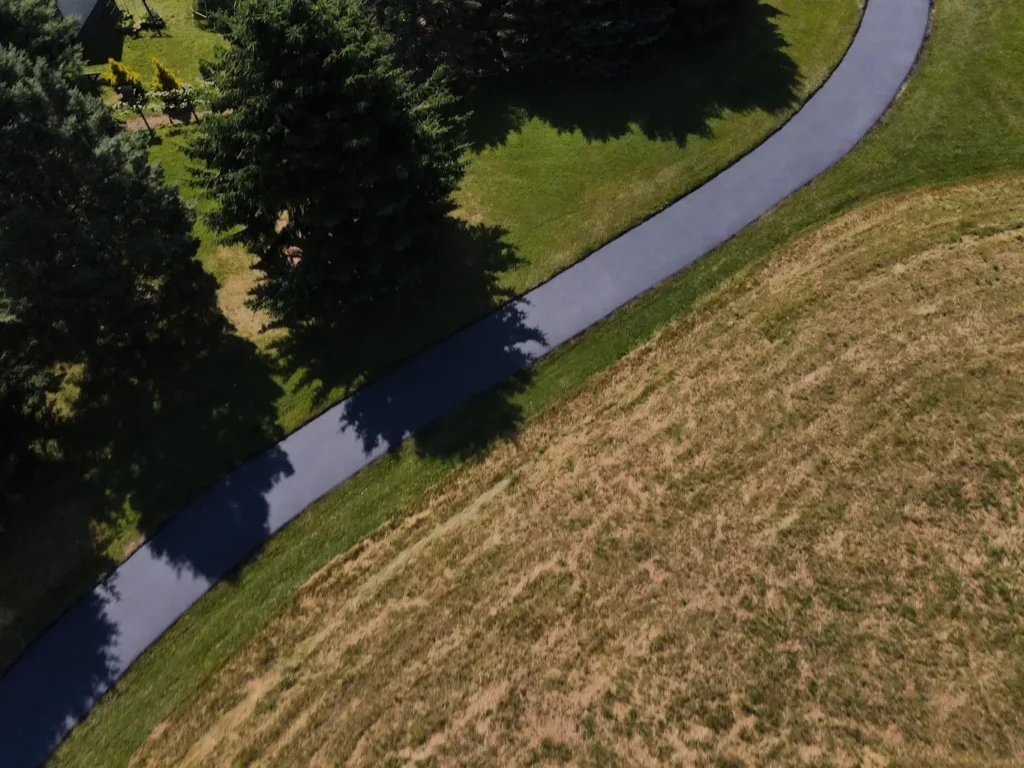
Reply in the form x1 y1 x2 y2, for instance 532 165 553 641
0 0 930 763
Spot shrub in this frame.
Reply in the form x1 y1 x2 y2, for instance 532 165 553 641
150 57 188 112
105 58 147 115
150 58 182 92
154 84 198 113
106 58 144 90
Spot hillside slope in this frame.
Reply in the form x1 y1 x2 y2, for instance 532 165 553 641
130 178 1024 767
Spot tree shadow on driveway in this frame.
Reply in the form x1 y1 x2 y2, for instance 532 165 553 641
273 219 544 461
0 263 292 766
0 262 288 664
0 5 805 755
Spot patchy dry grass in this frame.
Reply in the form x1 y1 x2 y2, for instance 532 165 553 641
212 245 281 346
128 178 1024 768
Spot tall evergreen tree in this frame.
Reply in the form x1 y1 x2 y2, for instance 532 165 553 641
0 0 82 77
191 0 465 326
0 46 202 486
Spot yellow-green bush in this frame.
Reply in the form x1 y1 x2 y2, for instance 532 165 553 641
105 58 144 90
150 57 182 92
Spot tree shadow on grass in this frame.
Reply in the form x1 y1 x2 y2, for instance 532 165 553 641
53 271 289 577
0 260 288 663
0 244 291 763
336 303 543 463
464 0 801 150
272 218 543 461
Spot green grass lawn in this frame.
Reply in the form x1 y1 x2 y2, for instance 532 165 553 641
458 0 854 293
79 0 222 82
47 0 1024 764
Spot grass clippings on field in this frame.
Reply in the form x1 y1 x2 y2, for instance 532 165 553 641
130 178 1024 768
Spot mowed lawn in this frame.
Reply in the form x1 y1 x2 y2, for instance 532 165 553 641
455 0 853 293
48 0 1024 765
0 0 861 679
125 175 1024 767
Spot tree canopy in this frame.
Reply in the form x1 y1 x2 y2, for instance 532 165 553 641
191 0 465 326
0 47 201 357
0 46 203 492
0 0 82 77
364 0 502 79
0 326 56 496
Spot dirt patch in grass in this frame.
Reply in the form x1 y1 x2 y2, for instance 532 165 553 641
130 177 1024 767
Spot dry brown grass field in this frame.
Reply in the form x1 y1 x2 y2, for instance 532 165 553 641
129 177 1024 767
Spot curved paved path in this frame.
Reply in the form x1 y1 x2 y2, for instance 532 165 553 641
0 0 930 763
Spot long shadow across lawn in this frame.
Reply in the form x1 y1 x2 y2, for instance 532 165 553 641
465 0 800 150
